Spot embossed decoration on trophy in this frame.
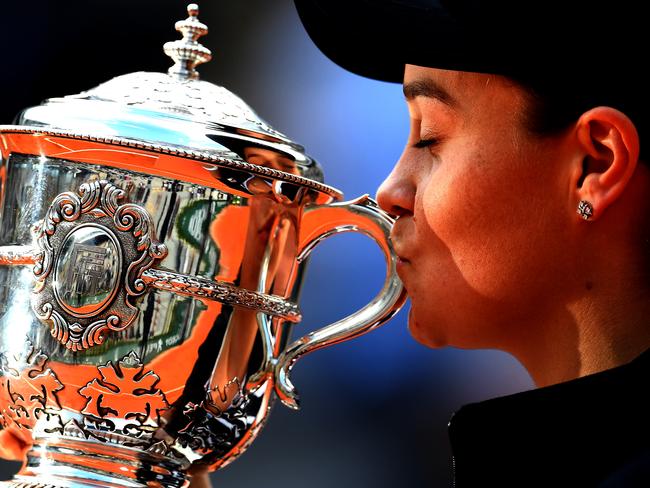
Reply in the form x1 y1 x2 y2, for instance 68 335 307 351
0 4 406 488
32 180 169 351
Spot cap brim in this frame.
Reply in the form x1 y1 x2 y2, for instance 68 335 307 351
294 0 626 86
295 0 471 83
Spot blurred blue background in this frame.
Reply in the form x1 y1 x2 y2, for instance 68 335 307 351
0 1 533 486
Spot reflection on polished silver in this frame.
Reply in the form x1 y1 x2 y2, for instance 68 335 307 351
0 246 41 265
54 224 122 318
0 3 406 486
0 176 302 324
2 483 48 488
141 268 301 322
0 126 340 199
0 340 63 432
164 4 212 80
0 246 302 322
31 180 168 351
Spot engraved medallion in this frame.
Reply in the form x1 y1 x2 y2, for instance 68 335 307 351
54 224 122 318
31 180 168 351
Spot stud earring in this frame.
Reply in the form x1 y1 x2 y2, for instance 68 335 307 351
577 200 593 220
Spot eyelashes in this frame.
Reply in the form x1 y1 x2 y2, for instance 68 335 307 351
413 137 439 149
410 120 442 150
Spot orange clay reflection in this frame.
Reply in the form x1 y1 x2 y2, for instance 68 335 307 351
151 146 300 445
205 147 298 414
0 132 338 204
0 137 312 468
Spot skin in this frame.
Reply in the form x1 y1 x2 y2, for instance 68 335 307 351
377 65 650 387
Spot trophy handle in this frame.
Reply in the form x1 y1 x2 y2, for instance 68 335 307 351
274 194 407 410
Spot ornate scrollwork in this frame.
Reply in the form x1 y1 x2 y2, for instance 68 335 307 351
77 351 170 448
32 180 168 351
175 378 254 459
166 379 269 470
0 341 63 432
2 483 60 488
141 268 302 322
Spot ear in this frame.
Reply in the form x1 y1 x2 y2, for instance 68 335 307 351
574 107 640 220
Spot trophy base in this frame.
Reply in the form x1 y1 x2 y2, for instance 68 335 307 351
2 437 190 488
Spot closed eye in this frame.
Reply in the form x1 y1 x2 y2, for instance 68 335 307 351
413 138 439 149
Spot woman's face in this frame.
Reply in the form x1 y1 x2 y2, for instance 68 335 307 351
377 65 578 350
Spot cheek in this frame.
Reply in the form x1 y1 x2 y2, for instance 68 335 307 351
418 144 566 304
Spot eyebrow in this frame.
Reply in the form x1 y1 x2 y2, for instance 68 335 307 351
403 79 458 108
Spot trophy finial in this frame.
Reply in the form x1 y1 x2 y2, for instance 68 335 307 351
163 3 212 80
187 3 199 16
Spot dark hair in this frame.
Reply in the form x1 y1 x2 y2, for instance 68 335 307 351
516 80 646 162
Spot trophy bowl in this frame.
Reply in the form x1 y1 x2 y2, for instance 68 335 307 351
0 5 406 487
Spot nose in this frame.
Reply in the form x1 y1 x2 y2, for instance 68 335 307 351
376 157 415 218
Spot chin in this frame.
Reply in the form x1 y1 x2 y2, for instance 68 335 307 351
407 307 449 349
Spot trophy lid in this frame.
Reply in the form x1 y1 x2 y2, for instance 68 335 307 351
6 4 338 199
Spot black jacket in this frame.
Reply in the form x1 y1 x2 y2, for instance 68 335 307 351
448 349 650 487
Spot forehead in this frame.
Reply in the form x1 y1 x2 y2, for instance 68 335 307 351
403 64 526 117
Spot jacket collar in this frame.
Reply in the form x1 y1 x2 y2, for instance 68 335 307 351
448 348 650 486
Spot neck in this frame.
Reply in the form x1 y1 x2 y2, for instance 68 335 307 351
508 163 650 387
507 280 650 388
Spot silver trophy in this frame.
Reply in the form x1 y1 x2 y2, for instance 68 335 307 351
0 5 405 487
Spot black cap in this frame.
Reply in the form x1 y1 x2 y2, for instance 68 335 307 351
294 0 647 138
